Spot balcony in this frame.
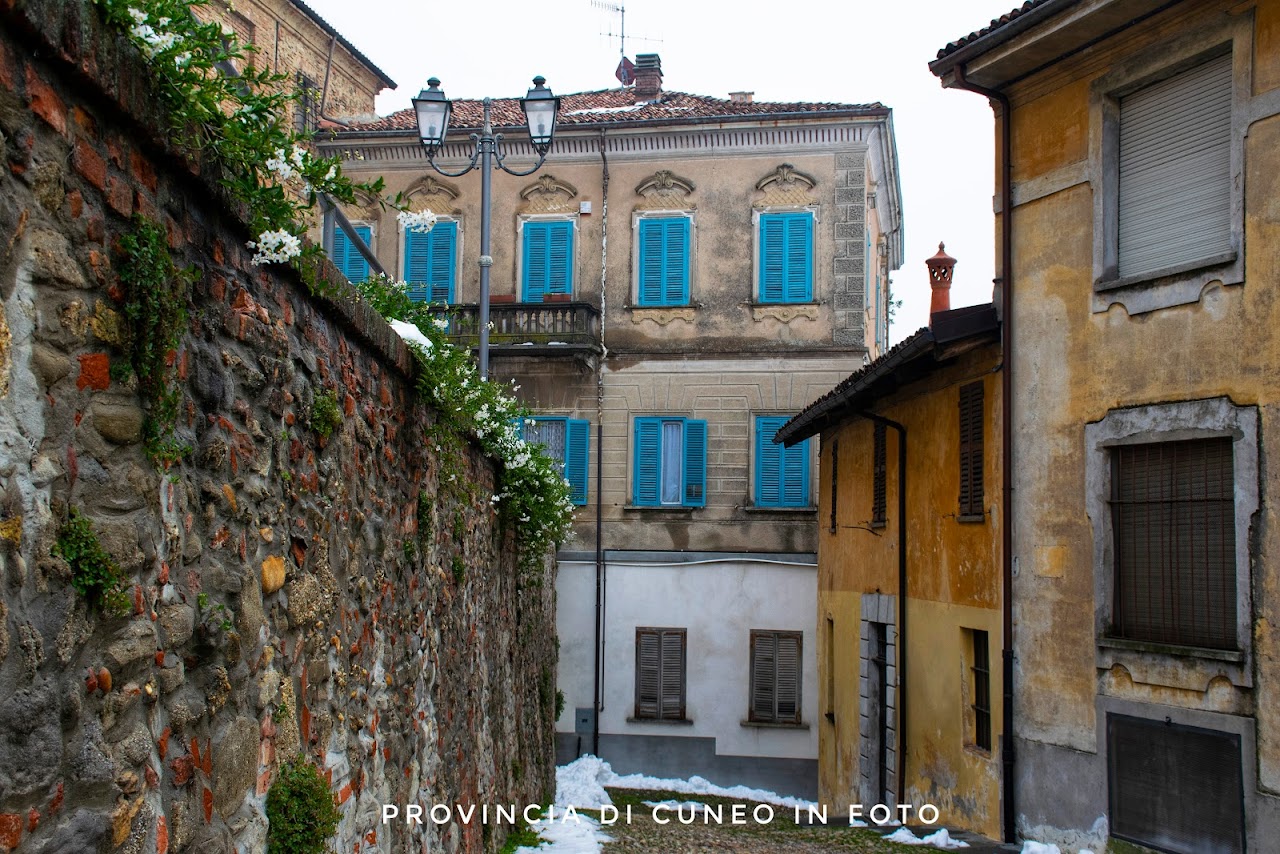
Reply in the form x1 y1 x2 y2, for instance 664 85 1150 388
444 300 602 358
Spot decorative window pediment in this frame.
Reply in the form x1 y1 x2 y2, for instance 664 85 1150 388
754 163 818 208
635 170 695 210
518 174 578 213
405 175 461 212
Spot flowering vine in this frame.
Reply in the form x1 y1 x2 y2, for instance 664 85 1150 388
354 276 576 568
94 0 394 278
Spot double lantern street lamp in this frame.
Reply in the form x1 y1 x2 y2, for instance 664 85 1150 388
412 76 561 380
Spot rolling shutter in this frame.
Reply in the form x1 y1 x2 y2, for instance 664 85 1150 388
523 220 574 302
637 217 690 306
1117 52 1232 278
404 221 456 304
759 212 813 303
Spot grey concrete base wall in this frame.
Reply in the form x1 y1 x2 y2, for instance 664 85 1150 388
557 732 818 800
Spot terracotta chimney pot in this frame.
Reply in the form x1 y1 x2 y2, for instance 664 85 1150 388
926 242 957 318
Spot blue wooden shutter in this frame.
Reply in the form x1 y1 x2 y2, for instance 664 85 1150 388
565 419 590 506
637 217 689 306
523 220 574 302
633 418 662 506
683 419 707 507
331 225 371 283
759 212 813 303
404 221 456 304
756 416 809 507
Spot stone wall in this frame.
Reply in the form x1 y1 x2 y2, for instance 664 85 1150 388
0 2 555 852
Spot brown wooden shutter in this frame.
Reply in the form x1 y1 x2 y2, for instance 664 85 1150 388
872 424 887 526
635 629 660 718
750 630 802 723
959 382 984 518
660 630 686 719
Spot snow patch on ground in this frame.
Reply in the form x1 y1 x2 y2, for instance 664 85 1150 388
1019 843 1097 854
514 813 612 854
885 826 970 849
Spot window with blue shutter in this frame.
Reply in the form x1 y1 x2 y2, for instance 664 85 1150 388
522 220 574 302
636 217 691 306
754 416 810 508
522 416 590 506
758 211 814 304
330 224 372 283
404 220 457 304
633 416 707 507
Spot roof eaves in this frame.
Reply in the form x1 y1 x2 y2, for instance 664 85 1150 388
929 0 1077 78
288 0 397 90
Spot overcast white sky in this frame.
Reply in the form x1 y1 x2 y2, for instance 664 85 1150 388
303 0 1019 343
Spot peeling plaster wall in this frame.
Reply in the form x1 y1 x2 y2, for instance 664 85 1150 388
0 2 554 852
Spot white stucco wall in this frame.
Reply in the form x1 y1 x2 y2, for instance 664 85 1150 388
556 555 818 761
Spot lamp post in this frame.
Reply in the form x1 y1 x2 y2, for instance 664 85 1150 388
412 76 561 380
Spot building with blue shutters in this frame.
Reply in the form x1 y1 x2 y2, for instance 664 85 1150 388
320 55 903 798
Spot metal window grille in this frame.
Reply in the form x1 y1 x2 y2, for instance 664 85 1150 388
1108 714 1244 853
749 630 802 724
872 424 887 526
971 629 991 751
296 72 320 134
635 628 686 720
1111 438 1236 649
958 382 984 518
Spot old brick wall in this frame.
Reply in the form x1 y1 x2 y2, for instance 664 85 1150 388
0 2 555 852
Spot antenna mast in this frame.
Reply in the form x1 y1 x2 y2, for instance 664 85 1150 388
592 0 627 57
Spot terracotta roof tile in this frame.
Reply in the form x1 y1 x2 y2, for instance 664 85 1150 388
342 87 885 134
936 0 1057 60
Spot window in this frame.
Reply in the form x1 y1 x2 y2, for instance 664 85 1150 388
758 211 813 304
748 630 802 725
872 423 886 527
636 216 690 306
1111 438 1236 650
635 628 685 720
754 416 810 508
295 71 319 134
330 224 372 284
958 381 984 519
522 417 590 506
522 219 573 302
404 220 457 304
1116 53 1231 280
828 439 839 533
970 629 991 751
1090 20 1253 313
632 417 706 508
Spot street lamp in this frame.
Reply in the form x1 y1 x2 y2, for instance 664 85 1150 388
412 76 561 380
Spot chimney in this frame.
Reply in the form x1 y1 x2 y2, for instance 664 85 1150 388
926 242 957 318
729 91 754 104
634 54 663 103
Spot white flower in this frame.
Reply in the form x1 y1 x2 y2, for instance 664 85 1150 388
174 52 192 68
266 148 297 181
248 229 302 264
397 209 438 234
127 8 147 24
290 144 307 170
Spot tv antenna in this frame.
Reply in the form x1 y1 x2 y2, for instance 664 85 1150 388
591 1 661 59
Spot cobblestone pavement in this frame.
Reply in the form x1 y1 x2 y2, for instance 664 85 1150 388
591 789 1018 854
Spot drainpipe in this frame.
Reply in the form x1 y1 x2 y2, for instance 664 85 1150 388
953 64 1016 844
592 129 610 756
858 411 907 804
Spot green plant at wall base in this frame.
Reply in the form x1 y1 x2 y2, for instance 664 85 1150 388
266 757 341 854
451 555 466 585
93 0 398 283
54 511 130 616
309 389 342 440
498 819 542 854
116 215 195 466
